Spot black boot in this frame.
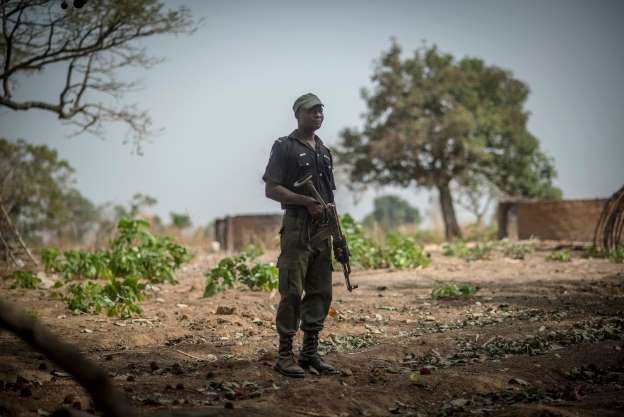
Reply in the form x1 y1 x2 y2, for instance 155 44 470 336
274 336 305 378
298 332 338 374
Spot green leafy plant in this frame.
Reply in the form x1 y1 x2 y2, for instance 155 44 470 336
503 243 534 260
432 282 479 300
340 214 387 269
442 240 493 261
42 218 191 317
341 215 431 269
65 281 109 314
584 245 624 263
385 233 431 269
204 246 278 297
442 241 470 257
609 247 624 263
64 277 145 318
545 250 572 262
5 271 41 289
108 218 191 284
465 244 494 261
43 218 191 284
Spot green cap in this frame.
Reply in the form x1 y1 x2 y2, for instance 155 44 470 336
292 93 323 114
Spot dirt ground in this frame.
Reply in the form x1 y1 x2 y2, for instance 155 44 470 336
1 244 623 417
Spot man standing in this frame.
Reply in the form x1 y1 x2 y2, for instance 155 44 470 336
263 93 338 378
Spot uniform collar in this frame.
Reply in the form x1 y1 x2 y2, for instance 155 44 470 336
288 129 323 149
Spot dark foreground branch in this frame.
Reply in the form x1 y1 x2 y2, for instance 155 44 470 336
0 297 137 417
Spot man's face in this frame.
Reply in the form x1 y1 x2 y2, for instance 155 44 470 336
298 105 324 131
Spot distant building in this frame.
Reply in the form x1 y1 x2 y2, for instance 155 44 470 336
497 199 607 242
214 214 282 252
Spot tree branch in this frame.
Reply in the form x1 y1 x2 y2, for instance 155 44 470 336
0 298 137 417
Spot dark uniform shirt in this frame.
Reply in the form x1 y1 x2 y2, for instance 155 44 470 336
263 129 336 210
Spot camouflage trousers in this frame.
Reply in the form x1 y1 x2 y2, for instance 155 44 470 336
275 211 333 337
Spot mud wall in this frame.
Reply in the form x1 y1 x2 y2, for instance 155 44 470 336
498 199 607 242
215 214 282 252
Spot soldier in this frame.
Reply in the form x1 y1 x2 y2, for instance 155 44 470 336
263 93 339 378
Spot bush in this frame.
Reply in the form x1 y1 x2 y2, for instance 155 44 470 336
545 250 572 262
4 271 41 289
442 241 494 261
204 246 278 297
340 214 386 269
432 282 479 300
442 241 470 257
341 215 431 269
584 245 624 263
42 218 191 317
64 277 144 318
385 233 431 269
610 247 624 263
503 243 534 260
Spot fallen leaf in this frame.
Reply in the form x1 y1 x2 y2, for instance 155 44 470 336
450 398 469 408
509 377 529 386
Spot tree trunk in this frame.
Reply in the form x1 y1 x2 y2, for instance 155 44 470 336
437 183 462 240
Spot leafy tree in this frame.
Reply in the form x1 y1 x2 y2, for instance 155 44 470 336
363 194 421 231
335 41 561 239
0 0 198 148
113 193 158 220
170 212 191 229
0 137 98 240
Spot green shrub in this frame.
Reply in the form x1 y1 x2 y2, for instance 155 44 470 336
503 243 534 260
65 281 109 314
584 245 624 263
341 215 431 269
5 271 41 289
65 276 145 318
42 218 191 317
108 218 192 284
442 240 470 257
610 247 624 263
442 240 493 261
204 246 278 297
385 233 431 269
43 218 191 284
431 282 479 300
340 214 386 269
43 249 113 280
545 250 572 262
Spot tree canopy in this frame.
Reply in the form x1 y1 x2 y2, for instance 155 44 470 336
363 194 422 231
0 137 99 241
0 0 198 148
335 41 561 239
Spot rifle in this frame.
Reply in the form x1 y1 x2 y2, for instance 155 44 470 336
294 175 357 292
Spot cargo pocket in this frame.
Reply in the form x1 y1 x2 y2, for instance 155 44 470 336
277 263 290 296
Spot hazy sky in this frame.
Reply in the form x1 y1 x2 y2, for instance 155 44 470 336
2 0 623 226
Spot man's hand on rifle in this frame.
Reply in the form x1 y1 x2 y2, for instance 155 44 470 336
305 198 324 220
333 238 350 264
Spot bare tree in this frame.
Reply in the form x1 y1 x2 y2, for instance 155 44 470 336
452 175 500 226
0 0 198 149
